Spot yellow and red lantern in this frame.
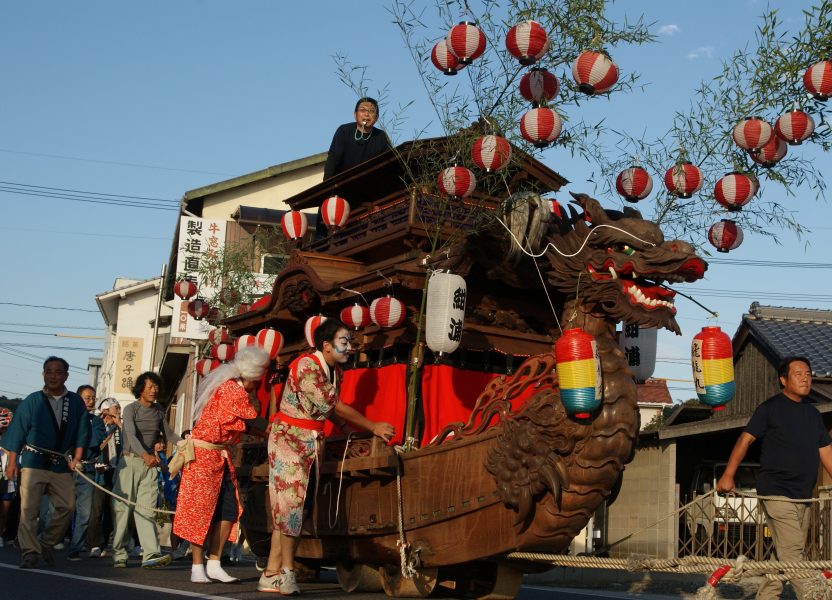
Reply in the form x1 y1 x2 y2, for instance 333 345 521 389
207 327 231 346
431 39 465 76
520 107 562 148
304 315 327 349
803 60 832 101
505 20 550 65
174 279 198 300
572 51 619 96
187 298 211 320
210 343 235 362
235 334 256 353
555 328 602 419
750 135 787 168
471 135 512 172
615 166 653 203
664 162 703 198
281 210 308 241
691 326 735 410
708 219 744 253
519 68 559 106
732 117 773 153
446 21 486 65
714 172 758 211
774 109 815 145
256 328 284 360
437 166 476 199
321 195 350 230
195 358 220 377
340 304 372 330
370 296 406 328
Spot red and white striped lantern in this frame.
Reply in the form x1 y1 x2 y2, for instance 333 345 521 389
505 20 550 65
340 303 372 330
195 358 220 377
572 51 619 96
708 219 744 253
519 68 559 106
774 109 815 145
256 328 284 360
615 166 653 203
520 107 562 148
235 334 257 352
750 135 787 168
210 343 235 362
370 296 406 328
471 135 512 172
174 279 198 300
431 38 465 75
803 60 832 101
304 315 327 349
664 162 704 198
437 166 476 199
281 210 308 241
208 327 231 346
714 172 757 211
321 195 350 229
187 298 211 320
732 117 773 152
446 21 486 65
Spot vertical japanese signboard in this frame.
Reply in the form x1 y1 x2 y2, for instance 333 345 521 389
115 337 144 394
175 216 226 339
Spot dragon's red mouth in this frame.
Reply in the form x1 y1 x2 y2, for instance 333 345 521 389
620 280 677 313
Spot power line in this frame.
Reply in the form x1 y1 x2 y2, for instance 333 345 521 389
0 186 178 212
0 388 27 398
0 342 100 352
0 226 168 241
0 180 177 203
708 257 832 269
0 346 87 375
0 302 99 313
0 321 101 331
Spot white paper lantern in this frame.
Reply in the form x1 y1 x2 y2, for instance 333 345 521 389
425 271 467 355
618 324 657 382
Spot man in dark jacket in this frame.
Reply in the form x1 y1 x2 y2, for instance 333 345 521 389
323 97 392 180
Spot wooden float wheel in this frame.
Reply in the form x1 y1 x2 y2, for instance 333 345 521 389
336 561 383 593
441 560 524 600
294 558 321 583
474 561 524 600
380 564 438 598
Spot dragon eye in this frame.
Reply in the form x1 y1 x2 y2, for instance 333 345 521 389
613 243 636 256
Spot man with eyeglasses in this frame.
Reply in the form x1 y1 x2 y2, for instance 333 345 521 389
323 97 392 180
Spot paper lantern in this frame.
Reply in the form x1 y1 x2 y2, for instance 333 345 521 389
750 135 787 168
520 107 562 148
370 296 406 328
519 68 559 106
340 303 372 330
691 326 735 409
235 334 257 352
615 166 653 203
572 50 619 95
210 343 235 362
774 109 815 145
545 197 564 221
446 21 486 65
187 298 211 321
256 328 284 360
237 302 251 314
321 195 350 229
206 307 221 325
664 162 703 198
195 358 220 377
431 39 464 75
803 60 832 101
281 210 308 241
505 20 550 65
714 172 758 211
732 117 773 152
208 327 231 345
471 135 512 172
555 328 602 419
708 219 744 253
304 315 327 349
174 279 197 300
425 271 467 355
437 166 476 199
618 324 657 382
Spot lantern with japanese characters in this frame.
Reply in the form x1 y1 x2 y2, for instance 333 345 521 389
615 166 653 203
174 279 198 300
664 162 703 198
235 334 256 352
691 326 735 409
256 328 284 360
774 109 815 145
208 327 231 345
431 39 465 75
471 135 512 172
519 68 559 106
321 195 350 230
195 358 220 377
714 172 758 211
505 20 550 65
281 210 308 241
618 324 657 382
340 303 372 330
803 60 832 101
708 219 744 253
520 107 562 148
425 271 467 355
304 315 327 349
750 135 787 168
555 328 602 419
187 298 211 321
210 343 235 362
437 166 476 199
572 50 619 95
732 117 773 153
370 296 406 328
446 21 486 65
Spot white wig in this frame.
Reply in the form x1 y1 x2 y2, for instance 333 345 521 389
192 345 270 426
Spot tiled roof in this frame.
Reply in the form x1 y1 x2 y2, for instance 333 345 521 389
636 378 673 404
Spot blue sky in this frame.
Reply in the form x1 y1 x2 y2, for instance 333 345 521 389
0 0 829 401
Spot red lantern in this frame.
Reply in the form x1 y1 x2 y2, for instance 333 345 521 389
174 279 197 300
750 135 787 168
471 135 512 172
519 68 559 106
708 219 744 253
210 343 235 362
803 60 832 101
195 358 220 377
615 166 653 203
437 166 476 199
572 51 619 96
774 109 815 145
505 20 550 65
206 307 221 324
520 107 562 148
304 315 327 349
281 210 308 241
370 296 406 328
431 39 465 75
208 327 231 345
256 328 284 360
664 162 703 198
321 195 350 229
340 303 372 330
714 172 757 211
732 117 773 152
555 328 602 419
187 298 211 321
446 21 486 65
235 334 256 352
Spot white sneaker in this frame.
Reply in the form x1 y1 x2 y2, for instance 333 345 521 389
280 569 301 596
191 564 211 584
206 559 239 583
53 542 65 550
89 547 102 558
257 571 282 593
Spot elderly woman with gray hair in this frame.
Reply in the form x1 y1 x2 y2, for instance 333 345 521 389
172 346 270 584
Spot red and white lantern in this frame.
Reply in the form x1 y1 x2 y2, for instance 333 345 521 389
431 39 465 75
615 166 653 203
774 109 815 145
340 303 372 330
572 50 619 96
208 327 231 345
732 117 773 153
750 135 787 168
210 343 235 362
446 21 486 65
437 166 476 199
520 107 562 148
187 298 211 320
803 60 832 101
708 219 744 253
281 210 308 241
174 279 197 300
235 334 257 352
664 162 703 198
519 68 559 106
304 315 327 349
321 195 350 229
195 358 220 377
256 328 284 360
714 172 758 211
370 296 406 328
505 20 550 65
471 135 512 172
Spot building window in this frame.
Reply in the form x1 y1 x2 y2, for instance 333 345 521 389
261 253 288 275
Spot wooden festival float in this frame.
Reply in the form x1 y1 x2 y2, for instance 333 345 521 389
224 136 708 598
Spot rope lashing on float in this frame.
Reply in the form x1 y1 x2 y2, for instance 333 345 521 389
393 437 420 580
